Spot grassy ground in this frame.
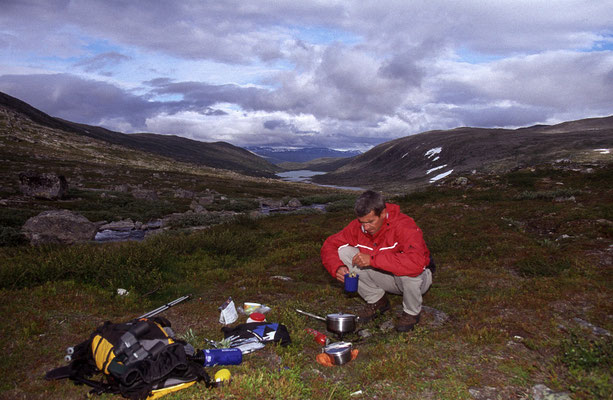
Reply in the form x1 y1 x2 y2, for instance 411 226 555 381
0 164 611 400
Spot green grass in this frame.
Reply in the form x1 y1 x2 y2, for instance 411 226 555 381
0 164 611 399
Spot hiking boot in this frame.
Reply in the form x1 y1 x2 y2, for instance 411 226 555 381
356 294 390 323
396 311 421 332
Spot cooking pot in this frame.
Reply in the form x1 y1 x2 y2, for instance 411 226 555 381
295 309 357 336
323 341 353 365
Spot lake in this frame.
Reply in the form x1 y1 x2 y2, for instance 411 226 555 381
276 170 364 191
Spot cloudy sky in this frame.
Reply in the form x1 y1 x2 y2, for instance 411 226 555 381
1 1 612 151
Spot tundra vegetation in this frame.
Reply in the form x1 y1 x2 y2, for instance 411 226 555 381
0 162 611 399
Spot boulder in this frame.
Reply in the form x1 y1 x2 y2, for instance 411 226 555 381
99 219 136 231
259 198 284 208
174 189 195 199
22 210 97 245
131 189 158 201
18 171 68 199
287 198 302 208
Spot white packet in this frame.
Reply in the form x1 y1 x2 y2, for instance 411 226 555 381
219 297 238 325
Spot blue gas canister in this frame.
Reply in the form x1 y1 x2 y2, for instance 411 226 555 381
202 348 243 366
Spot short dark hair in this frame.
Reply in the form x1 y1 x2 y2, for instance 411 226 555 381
354 190 385 217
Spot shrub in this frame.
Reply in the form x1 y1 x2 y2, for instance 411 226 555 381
325 198 356 212
164 212 229 229
561 332 613 398
515 255 572 277
299 193 355 206
513 189 580 201
0 226 27 246
562 333 613 371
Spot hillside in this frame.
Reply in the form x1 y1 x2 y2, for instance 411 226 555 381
1 162 611 399
0 91 281 178
313 117 613 191
247 146 360 165
278 156 354 172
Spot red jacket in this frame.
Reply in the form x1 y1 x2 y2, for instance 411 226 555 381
321 203 430 277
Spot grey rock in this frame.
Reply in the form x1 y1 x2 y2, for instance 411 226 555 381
22 210 97 245
379 319 395 332
259 198 284 208
174 189 195 199
422 305 450 326
532 384 572 400
131 189 158 201
142 219 162 230
468 386 498 400
573 317 612 337
357 329 372 338
113 184 131 193
455 177 469 186
18 171 68 200
287 198 302 208
99 219 135 231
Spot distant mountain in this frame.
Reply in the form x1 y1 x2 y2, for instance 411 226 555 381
0 91 280 178
277 157 354 172
312 116 613 191
247 146 361 165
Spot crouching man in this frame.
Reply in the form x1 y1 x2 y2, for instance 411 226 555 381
321 190 435 332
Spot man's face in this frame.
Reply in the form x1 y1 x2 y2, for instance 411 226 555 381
357 209 386 235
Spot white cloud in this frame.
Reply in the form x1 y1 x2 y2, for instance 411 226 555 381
0 0 612 149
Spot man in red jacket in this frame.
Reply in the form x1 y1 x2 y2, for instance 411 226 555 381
321 190 434 332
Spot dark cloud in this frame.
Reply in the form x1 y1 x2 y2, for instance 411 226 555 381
263 120 287 130
144 79 274 113
74 52 131 73
0 74 167 129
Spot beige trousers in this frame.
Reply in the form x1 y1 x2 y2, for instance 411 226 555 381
339 245 432 316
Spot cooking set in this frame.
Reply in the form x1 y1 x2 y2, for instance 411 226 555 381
295 309 358 365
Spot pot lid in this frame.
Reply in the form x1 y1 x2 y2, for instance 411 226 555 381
327 313 355 319
324 341 352 353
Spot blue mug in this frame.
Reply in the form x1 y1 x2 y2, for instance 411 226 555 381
344 273 359 292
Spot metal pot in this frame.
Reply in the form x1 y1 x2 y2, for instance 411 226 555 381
295 309 357 336
323 341 353 365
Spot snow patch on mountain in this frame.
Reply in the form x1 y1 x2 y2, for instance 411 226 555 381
426 164 447 174
425 147 442 158
430 169 454 183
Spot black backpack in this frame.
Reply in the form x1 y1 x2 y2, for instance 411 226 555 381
46 316 210 400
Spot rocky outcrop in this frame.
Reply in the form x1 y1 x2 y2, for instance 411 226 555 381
22 210 97 245
131 189 158 201
99 219 136 231
18 171 68 199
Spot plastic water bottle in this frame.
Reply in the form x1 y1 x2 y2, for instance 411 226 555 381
202 348 243 366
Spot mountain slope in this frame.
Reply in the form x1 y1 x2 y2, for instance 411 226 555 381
247 146 360 165
312 117 613 191
0 91 280 177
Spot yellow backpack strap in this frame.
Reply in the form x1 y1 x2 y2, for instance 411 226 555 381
91 334 117 374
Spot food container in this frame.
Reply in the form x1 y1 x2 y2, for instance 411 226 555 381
246 312 266 323
243 302 261 314
323 342 353 365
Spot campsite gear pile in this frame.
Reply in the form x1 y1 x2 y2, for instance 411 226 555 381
46 294 292 399
46 295 212 399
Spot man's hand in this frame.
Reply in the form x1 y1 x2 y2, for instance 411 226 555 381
352 252 371 268
335 266 349 282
